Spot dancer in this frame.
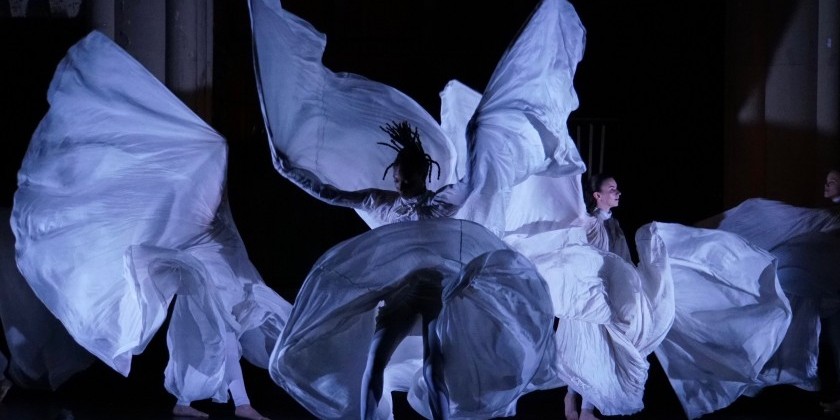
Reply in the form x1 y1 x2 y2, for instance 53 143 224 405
817 169 840 412
250 0 675 418
268 120 555 419
277 121 465 224
276 121 467 417
825 169 840 205
548 173 673 420
584 173 631 262
771 169 840 414
561 173 631 420
11 32 291 419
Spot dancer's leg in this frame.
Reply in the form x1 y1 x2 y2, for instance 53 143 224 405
223 332 269 420
564 388 579 420
361 295 419 419
580 399 599 420
422 316 448 420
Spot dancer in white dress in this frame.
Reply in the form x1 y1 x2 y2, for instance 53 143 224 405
249 0 675 418
268 120 555 419
584 174 632 262
11 32 292 419
562 173 631 420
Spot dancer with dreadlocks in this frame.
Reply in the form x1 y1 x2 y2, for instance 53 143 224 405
248 0 670 419
262 118 554 420
277 120 463 224
271 119 553 419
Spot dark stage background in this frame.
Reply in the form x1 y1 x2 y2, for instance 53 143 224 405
3 1 827 419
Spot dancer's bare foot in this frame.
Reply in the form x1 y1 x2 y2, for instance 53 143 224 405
172 404 209 418
235 404 270 420
580 408 600 420
563 391 579 420
0 378 12 403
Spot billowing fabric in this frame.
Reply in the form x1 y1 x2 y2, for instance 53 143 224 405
700 198 840 250
270 219 555 419
648 200 840 418
0 208 94 389
718 199 840 396
248 0 458 208
505 223 674 415
440 68 674 417
439 80 589 236
644 221 792 419
249 0 674 416
249 0 587 235
752 229 840 398
450 0 587 236
12 32 291 402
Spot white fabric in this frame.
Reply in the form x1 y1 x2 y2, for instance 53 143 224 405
700 198 840 250
11 32 292 403
248 0 457 203
644 221 792 419
0 208 94 389
645 200 840 419
249 0 676 416
437 45 674 418
505 223 674 415
249 0 587 236
270 219 555 419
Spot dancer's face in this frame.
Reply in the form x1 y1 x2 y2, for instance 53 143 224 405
393 164 426 198
594 177 621 211
825 171 840 200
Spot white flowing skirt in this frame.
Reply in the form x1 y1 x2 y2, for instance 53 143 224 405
505 223 675 415
270 219 555 419
645 222 793 419
11 32 291 403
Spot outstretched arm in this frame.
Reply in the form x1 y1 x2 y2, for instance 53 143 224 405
277 153 395 211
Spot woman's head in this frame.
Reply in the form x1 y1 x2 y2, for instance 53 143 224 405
378 121 440 198
392 162 428 198
824 169 840 201
585 173 621 212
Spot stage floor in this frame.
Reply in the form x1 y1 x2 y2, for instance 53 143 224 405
0 352 832 420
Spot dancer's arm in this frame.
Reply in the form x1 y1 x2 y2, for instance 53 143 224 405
277 153 396 212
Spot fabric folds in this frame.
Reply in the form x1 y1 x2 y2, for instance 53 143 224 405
11 32 291 403
270 219 555 419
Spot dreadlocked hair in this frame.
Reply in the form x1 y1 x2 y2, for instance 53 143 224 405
377 121 440 182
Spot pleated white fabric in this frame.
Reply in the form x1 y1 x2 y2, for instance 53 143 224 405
645 221 791 419
270 219 555 419
440 69 674 418
11 32 291 403
249 0 587 235
646 199 840 418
